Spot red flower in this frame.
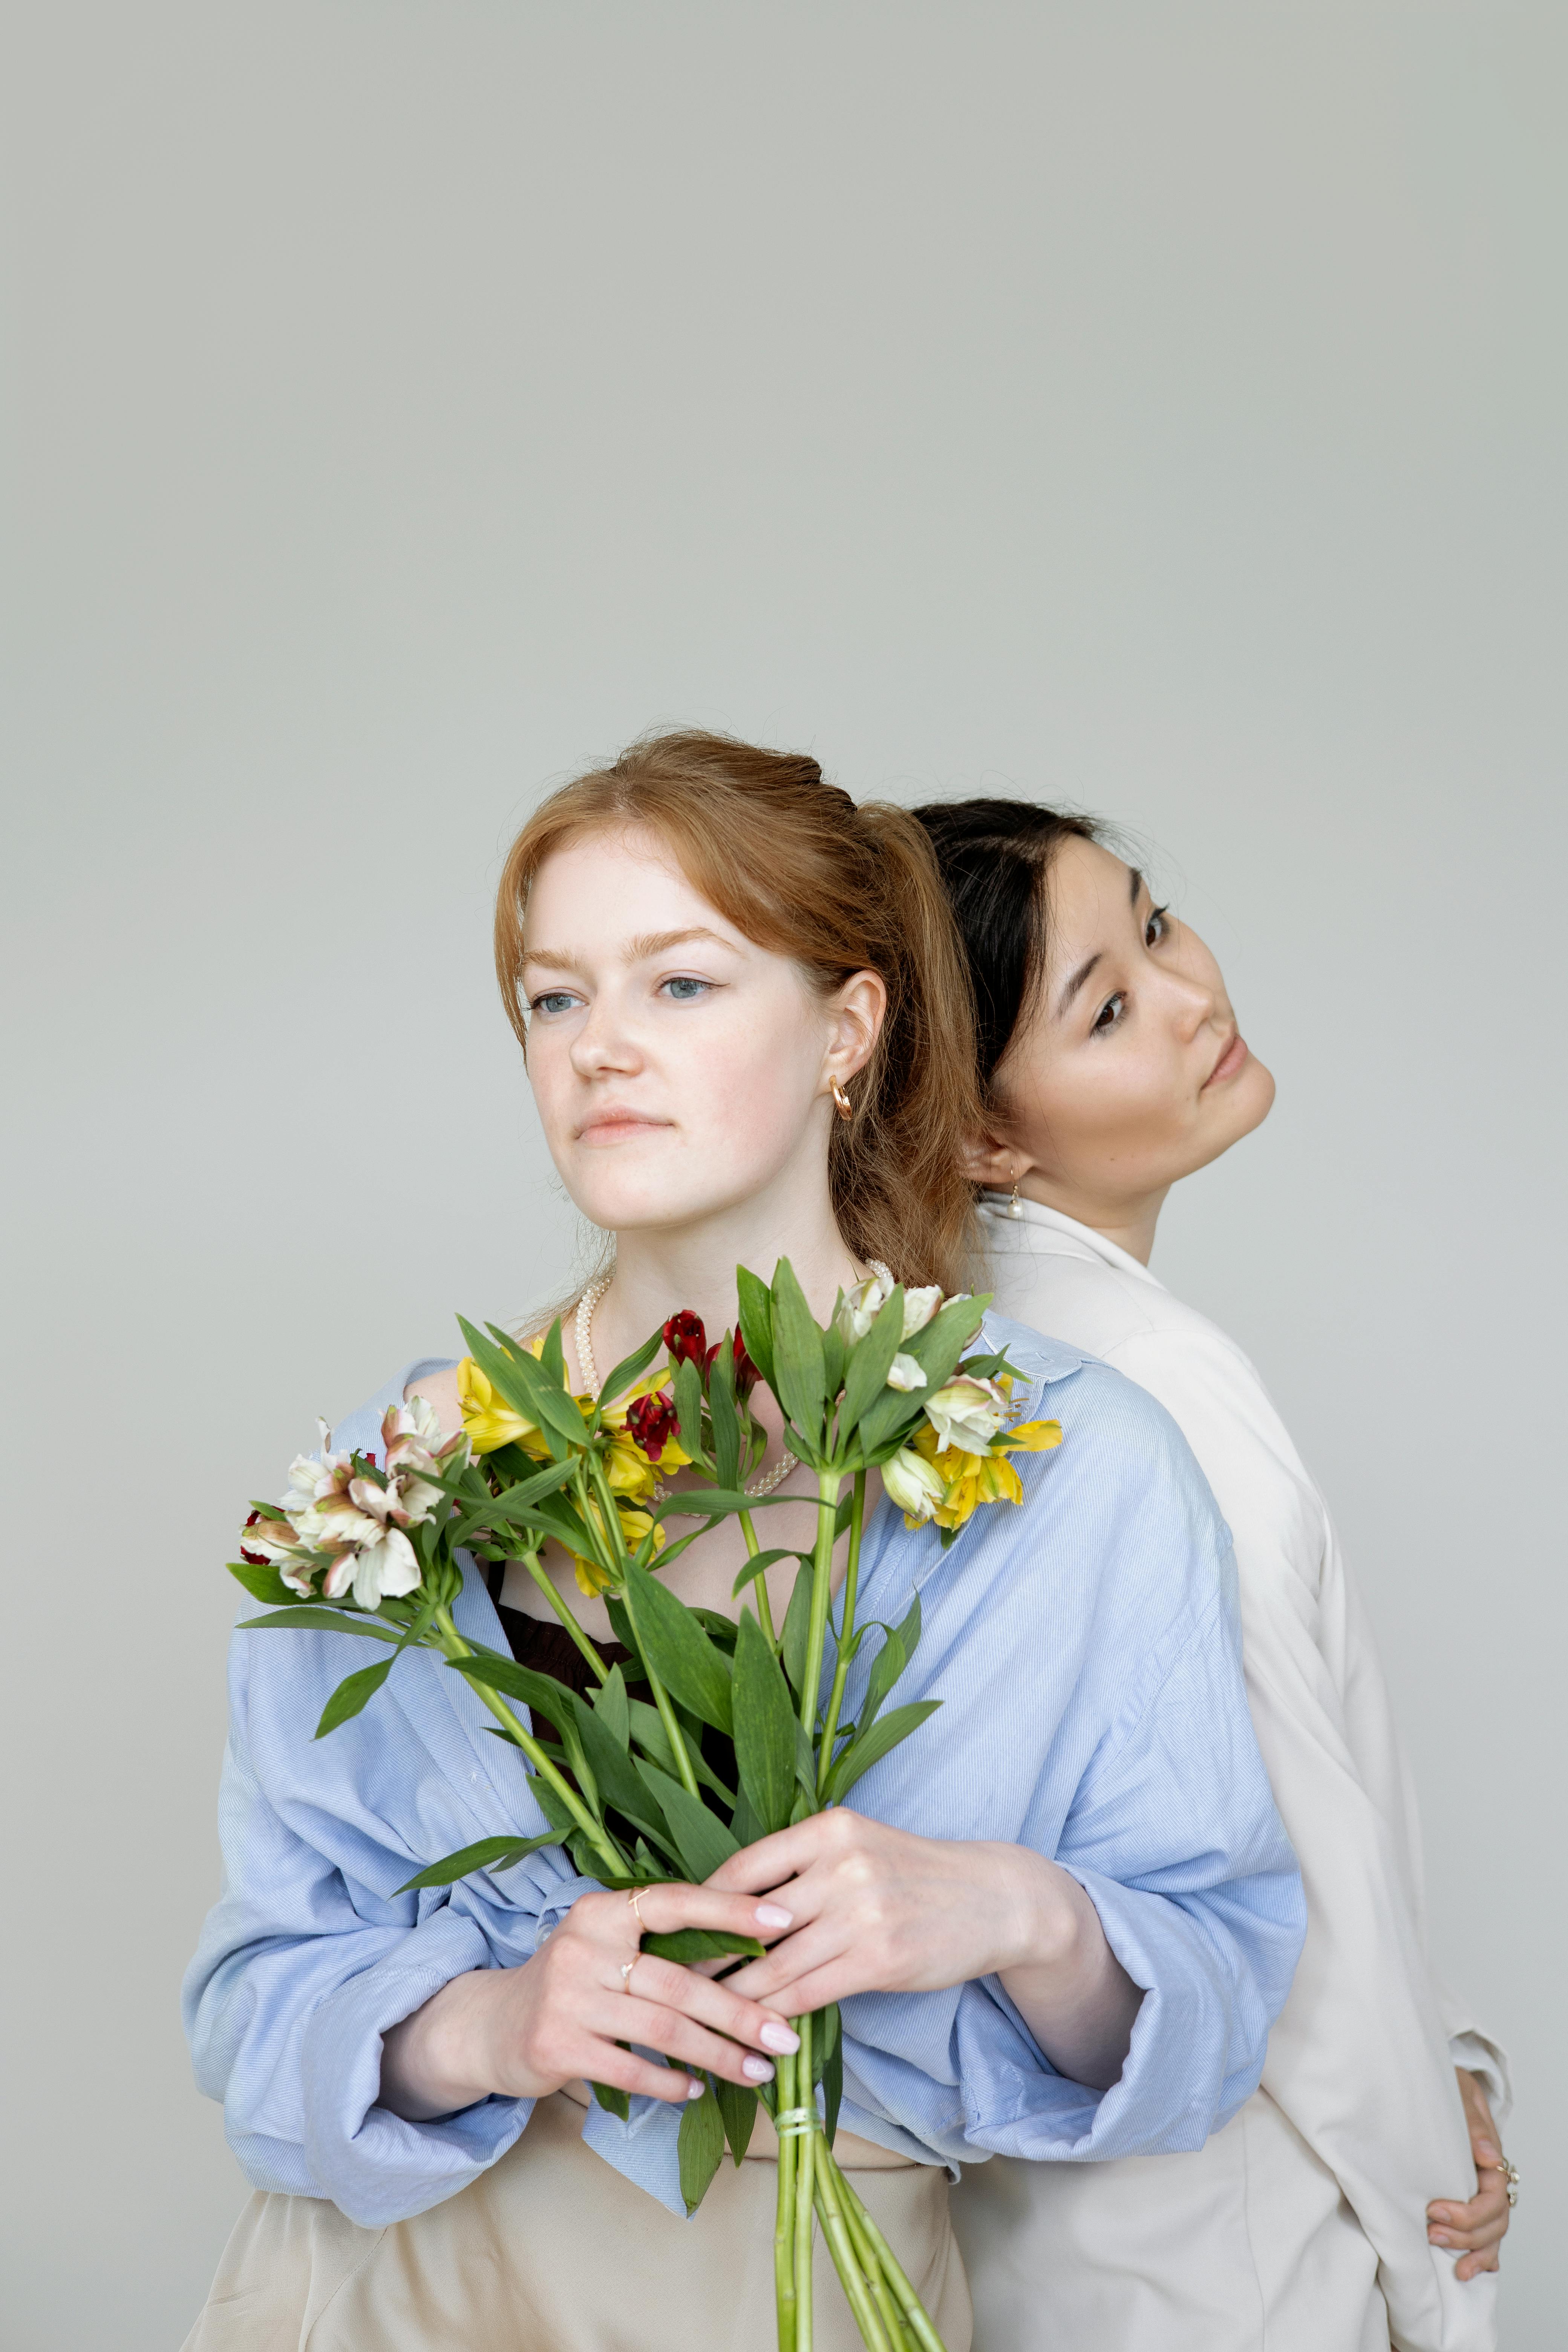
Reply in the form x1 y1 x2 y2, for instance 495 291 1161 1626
663 1310 708 1369
705 1327 761 1400
626 1389 679 1461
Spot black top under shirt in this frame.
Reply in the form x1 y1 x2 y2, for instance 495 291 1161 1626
483 1561 632 1706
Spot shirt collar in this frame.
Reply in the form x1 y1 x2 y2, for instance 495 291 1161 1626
977 1190 1170 1298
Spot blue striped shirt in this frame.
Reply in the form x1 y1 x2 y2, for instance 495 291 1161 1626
183 1315 1304 2224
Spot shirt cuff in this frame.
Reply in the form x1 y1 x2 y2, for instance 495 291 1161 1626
1449 2030 1513 2127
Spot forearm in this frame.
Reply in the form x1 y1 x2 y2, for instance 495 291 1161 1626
380 1968 547 2121
997 1855 1144 2093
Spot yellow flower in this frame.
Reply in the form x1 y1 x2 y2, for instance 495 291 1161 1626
570 1498 666 1595
456 1356 553 1460
902 1412 1062 1531
598 1369 691 1503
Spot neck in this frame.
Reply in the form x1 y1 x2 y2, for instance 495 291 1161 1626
1014 1173 1169 1267
585 1183 865 1377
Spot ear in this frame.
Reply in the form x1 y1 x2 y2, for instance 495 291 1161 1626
824 969 887 1084
960 1130 1031 1190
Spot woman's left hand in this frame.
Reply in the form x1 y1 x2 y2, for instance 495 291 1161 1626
1427 2069 1513 2279
707 1808 1142 2090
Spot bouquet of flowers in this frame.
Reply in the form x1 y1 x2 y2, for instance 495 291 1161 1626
231 1261 1060 2352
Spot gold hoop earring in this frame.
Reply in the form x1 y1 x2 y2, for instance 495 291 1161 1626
831 1078 854 1121
1006 1164 1024 1219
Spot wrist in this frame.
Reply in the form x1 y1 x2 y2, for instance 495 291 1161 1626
381 1969 505 2121
994 1847 1084 1977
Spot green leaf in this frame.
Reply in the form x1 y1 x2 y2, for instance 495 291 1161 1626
538 1315 567 1388
730 1547 801 1599
678 2075 727 2214
794 1719 818 1795
626 1699 733 1804
226 1558 297 1607
591 1663 631 1751
708 1338 742 1491
453 1455 576 1544
820 2004 844 2144
821 1313 847 1420
767 1259 827 1456
395 1831 560 1892
853 1294 990 1457
713 2075 759 2166
448 1648 581 1725
860 1629 908 1734
836 1284 908 1441
729 1782 765 1850
314 1655 397 1737
636 1766 741 1882
623 1555 733 1735
735 1266 776 1393
593 1328 665 1417
566 1690 676 1853
591 2079 630 2121
672 1355 708 1466
238 1606 403 1642
458 1317 590 1454
825 1700 942 1802
732 1608 798 1835
639 1927 765 1967
779 1562 813 1701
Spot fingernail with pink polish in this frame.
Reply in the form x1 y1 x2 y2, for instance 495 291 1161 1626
755 1903 793 1929
742 2056 775 2083
760 2021 800 2054
684 2076 705 2099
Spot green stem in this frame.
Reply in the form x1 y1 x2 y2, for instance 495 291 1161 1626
738 1505 778 1648
432 1607 625 1880
836 2174 949 2352
775 2050 799 2352
793 2012 816 2352
799 1471 843 1735
816 1470 866 1797
518 1545 611 1683
825 2150 915 2351
813 2148 895 2352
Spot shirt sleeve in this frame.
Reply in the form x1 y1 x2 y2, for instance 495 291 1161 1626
953 1585 1305 2163
181 1629 602 2227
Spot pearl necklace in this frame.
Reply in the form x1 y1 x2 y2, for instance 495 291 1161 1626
573 1262 894 1502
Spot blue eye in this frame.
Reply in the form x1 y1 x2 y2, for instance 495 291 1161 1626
662 976 712 1001
530 990 580 1017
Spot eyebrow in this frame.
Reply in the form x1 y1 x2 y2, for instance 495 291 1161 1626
521 926 734 974
1054 868 1145 1018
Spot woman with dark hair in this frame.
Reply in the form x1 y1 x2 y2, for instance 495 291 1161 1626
917 798 1512 2352
181 738 1302 2351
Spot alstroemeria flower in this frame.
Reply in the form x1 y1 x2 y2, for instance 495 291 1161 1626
570 1497 666 1595
922 1375 1008 1456
883 1444 947 1525
663 1310 708 1369
898 1285 945 1338
626 1387 679 1461
903 1411 1064 1533
458 1355 553 1461
839 1272 949 1346
254 1398 464 1609
704 1327 761 1399
885 1353 927 1392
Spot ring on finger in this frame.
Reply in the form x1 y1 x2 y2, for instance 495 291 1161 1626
1493 2155 1519 2207
620 1957 639 1992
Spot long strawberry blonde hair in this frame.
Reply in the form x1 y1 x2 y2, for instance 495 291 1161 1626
495 730 982 1293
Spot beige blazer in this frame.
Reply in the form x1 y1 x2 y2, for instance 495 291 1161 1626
949 1198 1507 2352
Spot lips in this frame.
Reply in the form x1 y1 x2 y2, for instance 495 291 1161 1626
1204 1033 1248 1088
576 1111 671 1143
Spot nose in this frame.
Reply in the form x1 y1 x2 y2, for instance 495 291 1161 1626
568 983 643 1080
1167 965 1221 1040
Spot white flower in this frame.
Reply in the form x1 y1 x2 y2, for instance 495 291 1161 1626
322 1523 423 1610
257 1402 458 1607
838 1269 896 1343
922 1375 1008 1456
882 1445 946 1523
885 1353 927 1391
899 1285 944 1338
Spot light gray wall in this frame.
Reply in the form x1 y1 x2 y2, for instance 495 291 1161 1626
4 5 1563 2344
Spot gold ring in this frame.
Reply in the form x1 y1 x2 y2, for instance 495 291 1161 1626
619 1958 637 1988
627 1888 646 1927
1493 2156 1519 2207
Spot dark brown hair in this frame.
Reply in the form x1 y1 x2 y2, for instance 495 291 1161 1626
912 798 1099 1107
496 731 983 1291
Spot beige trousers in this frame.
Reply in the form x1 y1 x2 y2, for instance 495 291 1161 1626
185 2094 972 2352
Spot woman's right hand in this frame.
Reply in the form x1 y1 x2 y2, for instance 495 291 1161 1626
379 1882 802 2122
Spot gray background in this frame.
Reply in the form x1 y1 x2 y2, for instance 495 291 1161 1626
3 4 1563 2344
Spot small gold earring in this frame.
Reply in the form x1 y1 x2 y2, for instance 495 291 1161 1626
831 1077 854 1121
1006 1164 1024 1219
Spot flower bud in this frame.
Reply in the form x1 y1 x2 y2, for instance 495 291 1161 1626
663 1310 708 1369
